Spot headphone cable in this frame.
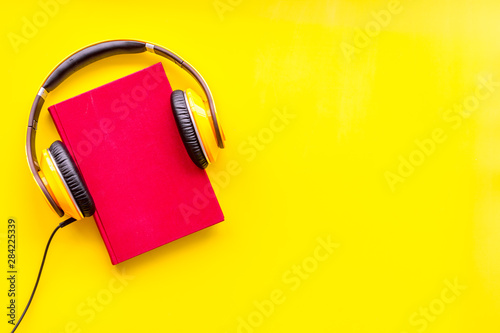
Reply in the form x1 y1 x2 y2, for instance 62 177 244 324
10 217 76 333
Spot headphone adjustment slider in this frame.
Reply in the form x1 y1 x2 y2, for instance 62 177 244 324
145 43 155 53
38 87 48 100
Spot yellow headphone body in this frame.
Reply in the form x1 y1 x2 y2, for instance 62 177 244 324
186 88 226 164
39 149 84 219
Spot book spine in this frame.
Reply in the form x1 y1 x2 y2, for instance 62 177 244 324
48 105 118 265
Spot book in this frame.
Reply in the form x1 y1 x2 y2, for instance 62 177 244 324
48 62 224 265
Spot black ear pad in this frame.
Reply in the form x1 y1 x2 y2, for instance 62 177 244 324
170 90 209 169
48 141 96 217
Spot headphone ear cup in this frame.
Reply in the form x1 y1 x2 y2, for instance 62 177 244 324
171 90 209 169
48 141 95 217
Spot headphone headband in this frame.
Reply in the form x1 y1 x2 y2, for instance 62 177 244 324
26 40 224 217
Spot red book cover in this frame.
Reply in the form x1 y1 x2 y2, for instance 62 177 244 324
48 63 224 265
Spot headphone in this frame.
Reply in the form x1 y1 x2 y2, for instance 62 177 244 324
26 40 226 221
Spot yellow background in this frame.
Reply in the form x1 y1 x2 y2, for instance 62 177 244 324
1 0 500 332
